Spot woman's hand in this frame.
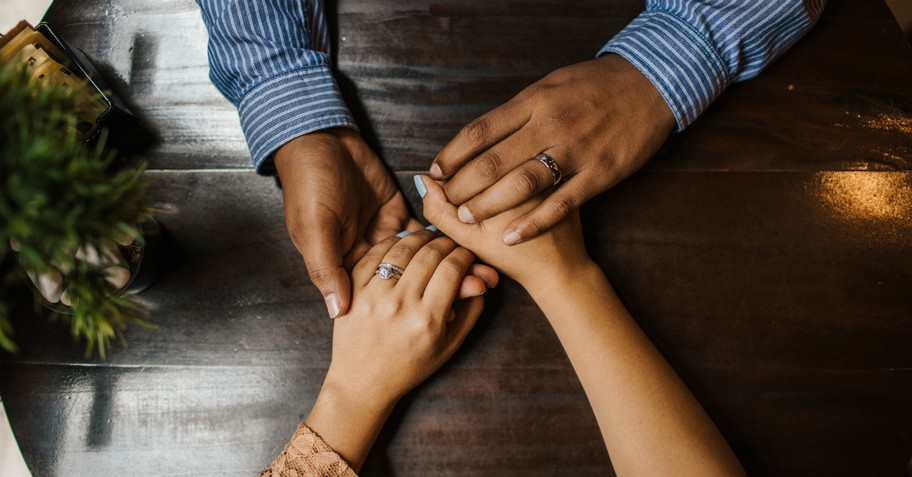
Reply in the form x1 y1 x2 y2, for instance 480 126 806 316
305 229 487 470
326 228 485 403
415 175 590 290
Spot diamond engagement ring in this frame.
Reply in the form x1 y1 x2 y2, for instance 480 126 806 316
375 262 405 280
535 153 562 186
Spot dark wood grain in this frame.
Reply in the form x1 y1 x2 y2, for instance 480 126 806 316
38 0 912 172
2 0 911 476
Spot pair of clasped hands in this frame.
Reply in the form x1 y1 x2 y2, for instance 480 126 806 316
277 56 744 475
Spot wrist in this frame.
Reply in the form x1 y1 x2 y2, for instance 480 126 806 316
274 127 365 180
318 371 399 421
520 257 602 303
304 374 397 471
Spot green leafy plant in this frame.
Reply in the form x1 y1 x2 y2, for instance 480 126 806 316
0 62 152 357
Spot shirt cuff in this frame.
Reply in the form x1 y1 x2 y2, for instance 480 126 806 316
599 10 730 131
237 65 358 175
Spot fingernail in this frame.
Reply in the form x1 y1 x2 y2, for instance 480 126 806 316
457 205 474 224
425 225 439 233
413 175 427 198
503 230 522 246
429 163 443 179
325 293 341 319
395 230 411 238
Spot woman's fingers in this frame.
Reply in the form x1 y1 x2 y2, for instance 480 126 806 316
442 296 485 356
354 228 434 287
397 237 460 297
422 246 476 309
354 228 441 290
351 236 400 288
415 175 474 245
458 261 500 301
456 275 487 302
469 263 499 289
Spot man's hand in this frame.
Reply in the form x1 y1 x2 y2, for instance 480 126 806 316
275 128 422 318
275 128 498 319
429 54 676 245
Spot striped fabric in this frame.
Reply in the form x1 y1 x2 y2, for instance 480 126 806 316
602 0 827 130
196 0 356 174
196 0 826 173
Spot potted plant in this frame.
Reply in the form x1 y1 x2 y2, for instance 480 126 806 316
0 49 154 357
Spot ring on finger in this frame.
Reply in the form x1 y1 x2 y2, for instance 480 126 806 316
534 153 562 186
375 262 405 281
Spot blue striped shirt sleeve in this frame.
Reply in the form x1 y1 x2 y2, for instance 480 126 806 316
600 0 827 130
196 0 357 174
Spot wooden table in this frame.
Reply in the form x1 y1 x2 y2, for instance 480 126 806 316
2 0 911 475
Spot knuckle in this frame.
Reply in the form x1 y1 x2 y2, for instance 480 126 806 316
422 199 444 221
306 266 336 287
551 194 577 218
439 255 468 277
285 219 305 250
521 84 545 103
408 312 438 337
463 118 490 144
416 244 447 265
374 297 404 323
513 168 542 196
352 261 369 278
524 215 547 236
415 241 449 266
386 243 413 262
475 151 503 182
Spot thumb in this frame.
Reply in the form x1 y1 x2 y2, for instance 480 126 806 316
415 175 465 240
297 215 351 319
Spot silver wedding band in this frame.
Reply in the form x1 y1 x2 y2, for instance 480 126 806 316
375 262 405 280
535 153 562 186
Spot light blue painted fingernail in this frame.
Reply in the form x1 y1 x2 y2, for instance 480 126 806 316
425 225 439 233
395 230 411 238
413 175 427 198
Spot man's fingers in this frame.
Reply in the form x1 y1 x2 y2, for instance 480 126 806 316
454 153 558 224
342 239 373 271
367 191 415 244
502 177 592 246
431 99 531 180
298 217 351 319
440 128 540 205
311 265 351 319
